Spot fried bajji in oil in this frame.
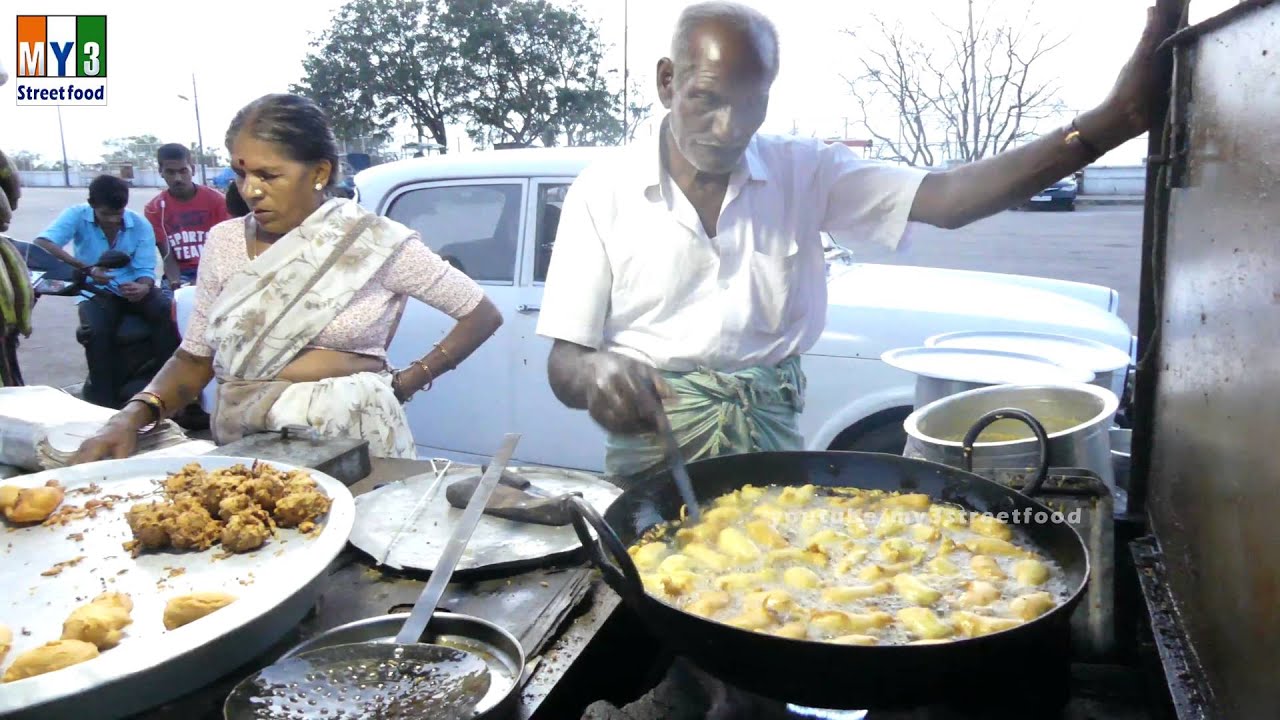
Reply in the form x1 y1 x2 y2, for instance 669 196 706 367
122 462 327 556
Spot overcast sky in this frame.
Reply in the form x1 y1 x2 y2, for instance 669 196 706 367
0 0 1241 167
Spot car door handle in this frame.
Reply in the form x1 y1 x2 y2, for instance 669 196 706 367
517 304 540 314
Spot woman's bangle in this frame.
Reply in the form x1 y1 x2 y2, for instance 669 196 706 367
433 343 455 371
411 359 436 392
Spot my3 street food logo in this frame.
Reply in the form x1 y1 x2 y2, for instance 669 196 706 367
15 15 107 106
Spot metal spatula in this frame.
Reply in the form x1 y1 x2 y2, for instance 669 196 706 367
653 410 702 523
224 434 522 720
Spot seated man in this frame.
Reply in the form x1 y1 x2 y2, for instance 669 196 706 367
144 143 231 289
36 174 179 408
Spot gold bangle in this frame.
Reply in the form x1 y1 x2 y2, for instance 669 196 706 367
1066 119 1103 160
433 343 455 371
411 359 435 392
133 391 168 418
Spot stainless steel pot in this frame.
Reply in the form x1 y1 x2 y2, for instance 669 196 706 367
903 382 1120 491
882 346 1096 409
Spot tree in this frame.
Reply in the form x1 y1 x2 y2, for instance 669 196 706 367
8 151 42 171
447 0 648 148
842 0 1067 166
292 0 464 153
101 134 161 166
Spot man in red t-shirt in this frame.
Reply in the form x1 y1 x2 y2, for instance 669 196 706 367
143 143 230 289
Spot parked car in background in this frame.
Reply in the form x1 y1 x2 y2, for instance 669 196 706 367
176 147 1135 471
1020 173 1080 211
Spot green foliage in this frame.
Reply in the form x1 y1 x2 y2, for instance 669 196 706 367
295 0 651 151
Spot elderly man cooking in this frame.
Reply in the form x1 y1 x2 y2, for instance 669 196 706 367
539 0 1170 490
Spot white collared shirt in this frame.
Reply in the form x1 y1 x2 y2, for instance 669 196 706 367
536 127 930 373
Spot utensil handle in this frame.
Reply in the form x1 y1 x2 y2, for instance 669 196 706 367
395 433 521 645
565 495 646 607
650 401 702 523
960 408 1051 496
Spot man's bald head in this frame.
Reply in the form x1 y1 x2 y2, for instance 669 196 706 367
670 2 780 83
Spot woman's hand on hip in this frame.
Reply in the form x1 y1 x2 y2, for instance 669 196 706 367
584 352 674 435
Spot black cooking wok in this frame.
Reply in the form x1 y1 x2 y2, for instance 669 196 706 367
567 410 1090 711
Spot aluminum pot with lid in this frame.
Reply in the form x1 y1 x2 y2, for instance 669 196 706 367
924 330 1132 400
903 382 1120 491
882 346 1096 409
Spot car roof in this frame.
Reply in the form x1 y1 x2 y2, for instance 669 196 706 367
354 146 622 208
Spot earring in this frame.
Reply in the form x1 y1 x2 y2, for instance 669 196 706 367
314 182 323 191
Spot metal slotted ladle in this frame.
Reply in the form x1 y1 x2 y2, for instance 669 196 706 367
224 434 522 720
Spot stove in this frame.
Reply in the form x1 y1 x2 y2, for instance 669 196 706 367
583 659 1158 720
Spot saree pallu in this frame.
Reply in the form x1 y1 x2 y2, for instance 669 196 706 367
205 199 417 458
604 356 806 485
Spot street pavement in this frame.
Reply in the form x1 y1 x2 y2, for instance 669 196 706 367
5 187 1142 391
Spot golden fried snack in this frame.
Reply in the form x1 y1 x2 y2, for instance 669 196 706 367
62 592 134 650
164 592 238 630
3 480 65 523
166 496 221 551
128 500 169 545
273 488 332 529
220 507 274 553
0 485 19 512
127 463 331 557
2 639 99 683
0 623 11 664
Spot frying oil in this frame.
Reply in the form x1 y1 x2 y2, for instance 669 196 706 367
634 485 1074 646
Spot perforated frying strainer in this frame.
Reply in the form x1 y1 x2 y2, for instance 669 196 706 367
224 434 523 720
223 642 491 719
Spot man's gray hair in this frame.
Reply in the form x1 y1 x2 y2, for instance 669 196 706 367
670 1 780 80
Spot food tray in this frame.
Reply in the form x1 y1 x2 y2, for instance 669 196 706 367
350 465 621 573
0 456 355 720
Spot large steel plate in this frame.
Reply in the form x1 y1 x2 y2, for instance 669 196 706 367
0 455 355 719
350 465 620 573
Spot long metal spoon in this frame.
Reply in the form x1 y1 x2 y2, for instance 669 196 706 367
396 432 521 643
652 409 702 523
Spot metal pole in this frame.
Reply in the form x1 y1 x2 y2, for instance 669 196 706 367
192 73 207 185
56 106 70 187
622 0 629 141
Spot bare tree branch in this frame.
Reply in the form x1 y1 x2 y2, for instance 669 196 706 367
841 0 1068 165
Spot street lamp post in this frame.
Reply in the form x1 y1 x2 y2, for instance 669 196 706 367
177 73 207 185
56 106 70 187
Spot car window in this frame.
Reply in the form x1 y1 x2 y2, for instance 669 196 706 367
533 183 570 283
386 183 523 284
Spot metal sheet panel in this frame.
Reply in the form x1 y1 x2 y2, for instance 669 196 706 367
1145 2 1280 716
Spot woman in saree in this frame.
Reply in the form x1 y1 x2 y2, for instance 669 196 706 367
72 93 503 461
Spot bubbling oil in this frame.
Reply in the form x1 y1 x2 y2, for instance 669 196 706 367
630 485 1074 646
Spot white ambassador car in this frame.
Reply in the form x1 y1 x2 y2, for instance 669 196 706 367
177 147 1134 470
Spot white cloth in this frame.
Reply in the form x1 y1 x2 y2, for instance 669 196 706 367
536 123 930 373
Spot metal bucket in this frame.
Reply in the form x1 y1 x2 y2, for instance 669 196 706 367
903 382 1120 491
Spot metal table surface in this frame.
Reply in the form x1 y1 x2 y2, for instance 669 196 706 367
129 456 622 720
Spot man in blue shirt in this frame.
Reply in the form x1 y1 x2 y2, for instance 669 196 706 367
36 174 179 408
